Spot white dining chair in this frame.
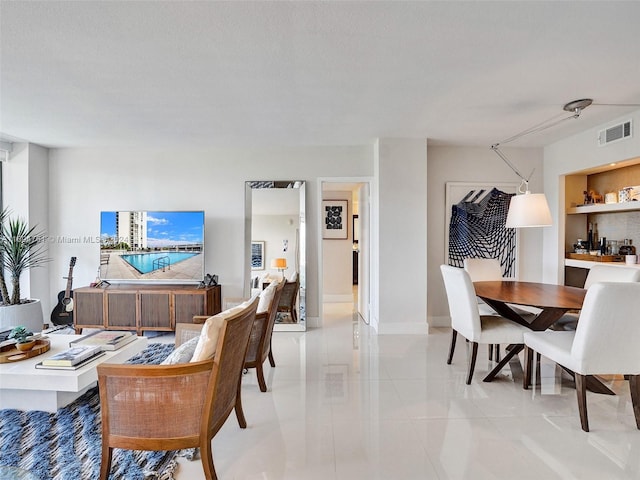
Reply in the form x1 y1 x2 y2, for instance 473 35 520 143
463 258 503 316
463 258 503 281
463 258 503 360
583 265 640 288
440 265 531 385
462 258 539 361
523 282 640 432
555 264 640 330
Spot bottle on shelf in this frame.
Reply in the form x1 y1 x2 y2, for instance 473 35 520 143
587 223 594 251
600 237 607 255
610 240 620 255
90 267 102 288
619 239 637 256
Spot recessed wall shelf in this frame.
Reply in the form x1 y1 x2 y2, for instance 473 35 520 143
567 202 640 215
563 160 640 287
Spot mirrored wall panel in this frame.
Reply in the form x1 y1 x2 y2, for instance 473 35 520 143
245 181 306 331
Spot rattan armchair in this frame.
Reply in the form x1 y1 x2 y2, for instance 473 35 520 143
175 322 206 347
97 297 259 480
277 278 300 323
245 279 285 391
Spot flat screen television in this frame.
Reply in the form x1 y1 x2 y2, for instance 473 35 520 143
99 210 204 284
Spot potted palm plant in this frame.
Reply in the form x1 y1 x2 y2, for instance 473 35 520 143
0 207 49 333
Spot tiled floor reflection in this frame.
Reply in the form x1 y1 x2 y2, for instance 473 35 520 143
172 302 640 479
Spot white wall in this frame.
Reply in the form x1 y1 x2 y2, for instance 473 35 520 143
25 136 578 334
322 190 354 302
542 108 640 284
375 138 428 334
47 146 372 322
426 145 545 327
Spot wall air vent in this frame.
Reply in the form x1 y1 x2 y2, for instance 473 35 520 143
598 119 632 146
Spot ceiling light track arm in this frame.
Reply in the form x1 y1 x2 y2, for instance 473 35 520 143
496 111 581 147
490 98 594 193
491 144 533 193
494 98 592 148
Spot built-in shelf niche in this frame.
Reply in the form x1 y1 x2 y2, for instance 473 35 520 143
564 158 640 258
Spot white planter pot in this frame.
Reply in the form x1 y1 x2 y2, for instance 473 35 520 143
0 299 44 333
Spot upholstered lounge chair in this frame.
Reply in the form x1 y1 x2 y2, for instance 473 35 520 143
277 278 300 323
244 279 285 391
193 280 285 391
97 297 259 480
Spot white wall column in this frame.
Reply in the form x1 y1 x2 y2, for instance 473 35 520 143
374 138 428 334
1 143 50 322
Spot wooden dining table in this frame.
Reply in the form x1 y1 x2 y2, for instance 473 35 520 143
473 280 586 331
472 280 613 394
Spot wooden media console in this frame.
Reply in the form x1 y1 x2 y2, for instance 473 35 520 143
73 284 221 334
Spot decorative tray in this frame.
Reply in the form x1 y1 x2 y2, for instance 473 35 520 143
0 339 51 363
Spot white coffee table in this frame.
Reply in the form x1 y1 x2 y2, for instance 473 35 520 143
0 334 148 412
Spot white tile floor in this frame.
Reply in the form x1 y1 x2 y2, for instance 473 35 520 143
169 301 640 479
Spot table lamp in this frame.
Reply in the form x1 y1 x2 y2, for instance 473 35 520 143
271 258 287 279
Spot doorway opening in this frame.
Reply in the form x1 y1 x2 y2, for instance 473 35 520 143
319 179 371 328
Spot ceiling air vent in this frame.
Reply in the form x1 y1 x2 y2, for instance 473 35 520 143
598 119 632 146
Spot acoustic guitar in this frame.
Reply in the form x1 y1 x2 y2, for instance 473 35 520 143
50 257 76 326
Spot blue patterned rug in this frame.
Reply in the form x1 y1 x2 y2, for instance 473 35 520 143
0 342 177 480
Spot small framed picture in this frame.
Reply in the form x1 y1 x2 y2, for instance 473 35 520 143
353 215 359 244
322 200 348 239
251 241 265 270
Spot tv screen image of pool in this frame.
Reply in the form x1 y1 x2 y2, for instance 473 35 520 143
100 211 205 282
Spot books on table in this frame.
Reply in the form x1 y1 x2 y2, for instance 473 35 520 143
35 350 106 370
69 330 136 351
38 345 104 368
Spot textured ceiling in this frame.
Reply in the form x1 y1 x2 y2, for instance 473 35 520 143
1 1 639 149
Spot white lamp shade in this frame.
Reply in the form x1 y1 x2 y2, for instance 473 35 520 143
505 192 552 228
